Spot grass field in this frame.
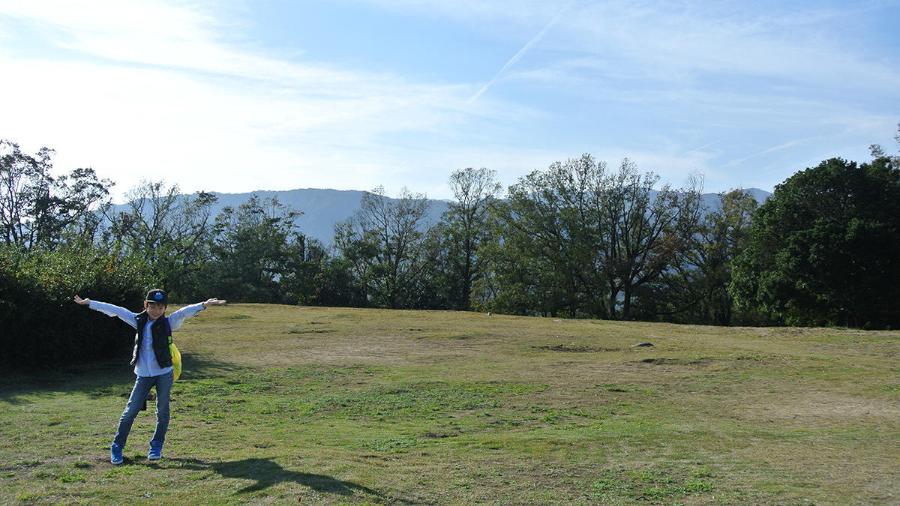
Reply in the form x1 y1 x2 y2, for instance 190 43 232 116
1 304 898 504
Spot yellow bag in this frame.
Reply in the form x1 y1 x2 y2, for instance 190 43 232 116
169 343 182 382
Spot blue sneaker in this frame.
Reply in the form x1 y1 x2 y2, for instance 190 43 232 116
110 443 123 465
148 441 163 461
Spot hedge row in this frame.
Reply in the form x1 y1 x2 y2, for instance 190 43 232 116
0 245 154 368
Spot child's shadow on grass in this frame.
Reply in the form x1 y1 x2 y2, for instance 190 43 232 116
172 457 414 503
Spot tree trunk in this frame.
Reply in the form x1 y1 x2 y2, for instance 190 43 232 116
622 286 632 320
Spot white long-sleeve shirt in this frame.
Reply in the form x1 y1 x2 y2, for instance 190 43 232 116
88 300 206 377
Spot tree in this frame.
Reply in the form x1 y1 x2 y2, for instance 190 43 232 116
868 122 900 167
731 157 900 328
479 155 702 319
489 155 606 317
104 180 217 297
638 189 758 324
279 233 329 305
1 243 151 368
474 198 569 316
204 195 308 303
0 140 112 250
335 187 431 308
599 161 703 319
434 168 501 309
330 220 379 306
316 253 367 307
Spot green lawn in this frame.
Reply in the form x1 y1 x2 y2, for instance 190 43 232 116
2 305 898 504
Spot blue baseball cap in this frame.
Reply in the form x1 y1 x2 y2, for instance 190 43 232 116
145 289 168 304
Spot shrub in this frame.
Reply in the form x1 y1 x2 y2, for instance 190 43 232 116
0 245 154 368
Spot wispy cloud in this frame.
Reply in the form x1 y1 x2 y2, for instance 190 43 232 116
363 0 900 92
0 0 530 198
0 0 896 199
361 1 899 174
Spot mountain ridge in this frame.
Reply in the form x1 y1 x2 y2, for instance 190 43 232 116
110 187 771 246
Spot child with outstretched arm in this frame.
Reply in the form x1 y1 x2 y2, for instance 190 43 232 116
74 289 225 465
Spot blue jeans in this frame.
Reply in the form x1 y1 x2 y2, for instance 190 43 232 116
113 370 174 449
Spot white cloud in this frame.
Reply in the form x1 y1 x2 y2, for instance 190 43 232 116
0 0 533 200
0 0 896 202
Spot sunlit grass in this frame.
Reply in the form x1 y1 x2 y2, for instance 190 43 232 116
1 304 897 504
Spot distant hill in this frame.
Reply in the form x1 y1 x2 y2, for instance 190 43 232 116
109 187 770 246
109 188 450 247
697 187 771 213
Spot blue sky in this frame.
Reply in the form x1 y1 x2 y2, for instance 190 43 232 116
1 0 898 201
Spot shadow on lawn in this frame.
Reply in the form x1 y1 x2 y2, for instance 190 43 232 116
0 353 246 404
172 457 415 503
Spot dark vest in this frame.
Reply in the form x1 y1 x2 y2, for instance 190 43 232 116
132 313 173 368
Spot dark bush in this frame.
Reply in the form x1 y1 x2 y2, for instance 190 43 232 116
0 245 154 368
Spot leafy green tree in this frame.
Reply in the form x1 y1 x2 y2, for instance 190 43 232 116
413 223 454 309
731 157 900 328
315 254 367 307
204 195 310 303
474 200 568 316
279 233 328 305
479 155 701 319
330 220 379 306
480 157 598 317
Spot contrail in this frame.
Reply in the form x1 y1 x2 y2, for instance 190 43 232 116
468 3 574 104
727 138 809 167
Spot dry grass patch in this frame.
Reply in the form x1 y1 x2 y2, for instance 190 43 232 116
1 304 897 504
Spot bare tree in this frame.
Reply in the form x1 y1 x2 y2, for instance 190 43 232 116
0 139 112 250
105 180 217 293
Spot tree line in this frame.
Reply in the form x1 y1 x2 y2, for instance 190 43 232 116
2 128 898 365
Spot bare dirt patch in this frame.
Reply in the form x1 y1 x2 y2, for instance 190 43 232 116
741 391 900 423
